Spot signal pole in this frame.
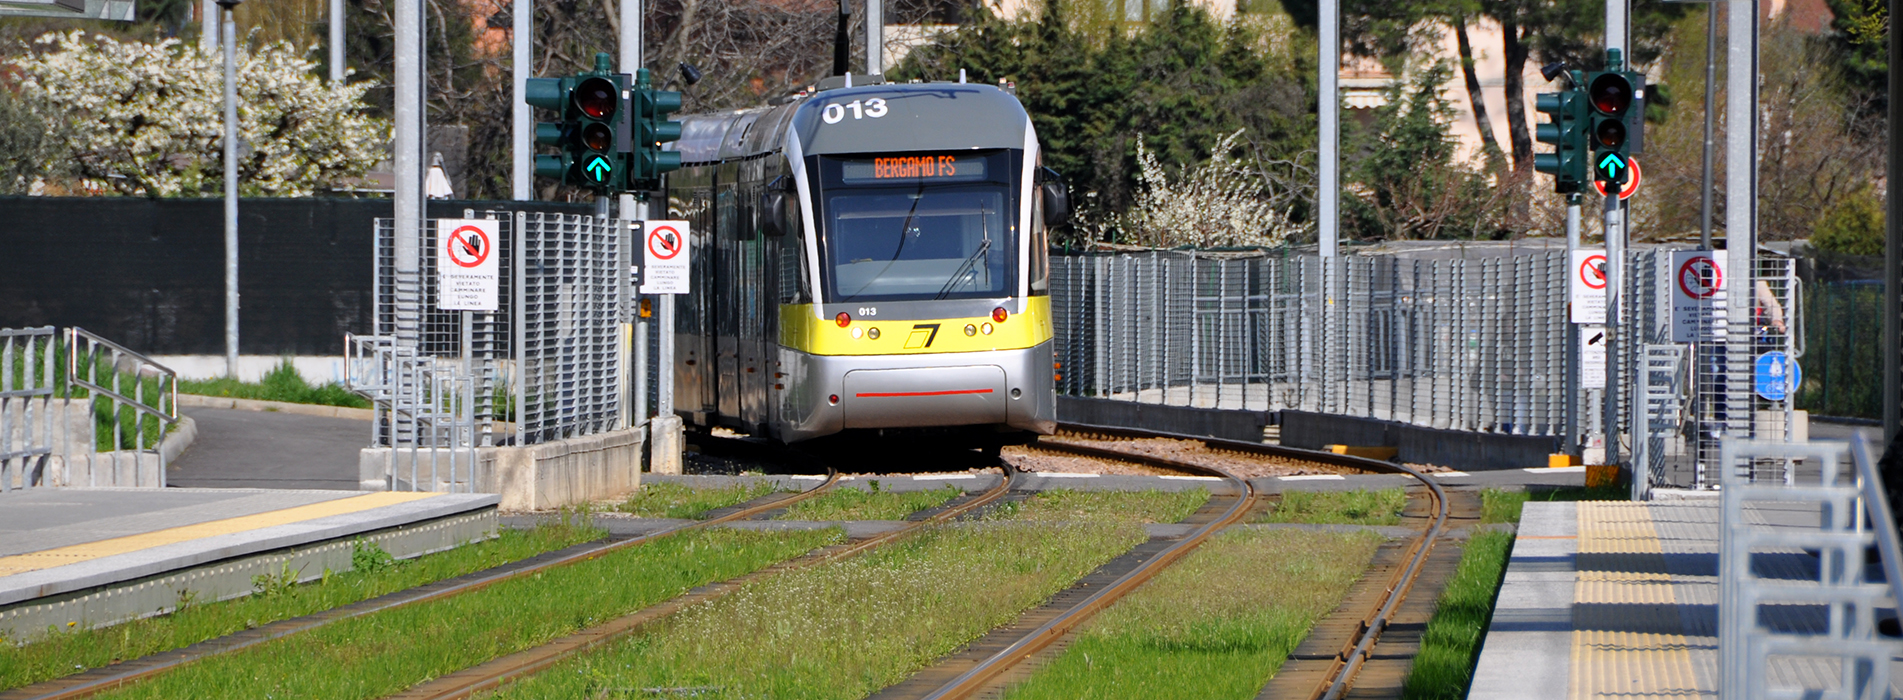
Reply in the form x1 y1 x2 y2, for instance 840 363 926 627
1603 0 1628 488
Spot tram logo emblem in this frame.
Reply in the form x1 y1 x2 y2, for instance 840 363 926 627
904 324 941 349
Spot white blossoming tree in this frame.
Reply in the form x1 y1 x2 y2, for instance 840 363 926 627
1073 130 1305 249
16 31 388 197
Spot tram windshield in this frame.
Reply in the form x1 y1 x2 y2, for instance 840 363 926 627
815 151 1017 303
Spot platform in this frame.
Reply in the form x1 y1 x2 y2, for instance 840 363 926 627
1470 499 1903 699
0 488 497 640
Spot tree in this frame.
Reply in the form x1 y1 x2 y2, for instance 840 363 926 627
1343 59 1510 240
14 31 387 197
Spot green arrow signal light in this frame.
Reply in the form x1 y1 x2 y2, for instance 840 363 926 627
585 155 613 182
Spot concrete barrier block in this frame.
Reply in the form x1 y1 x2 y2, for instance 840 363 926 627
650 415 684 475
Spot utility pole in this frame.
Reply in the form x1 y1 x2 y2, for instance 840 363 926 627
200 0 216 51
1317 0 1337 258
1886 0 1902 447
219 0 241 378
394 0 420 352
620 0 645 431
1723 0 1756 447
329 0 343 83
865 0 882 75
1698 2 1717 250
512 0 530 199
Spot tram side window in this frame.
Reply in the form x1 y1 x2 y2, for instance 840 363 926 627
776 193 809 304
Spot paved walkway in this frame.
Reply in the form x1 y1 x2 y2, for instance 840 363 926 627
1471 499 1903 699
169 406 366 489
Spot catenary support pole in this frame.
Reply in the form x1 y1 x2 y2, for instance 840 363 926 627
1318 0 1337 258
329 0 343 83
865 0 881 75
1724 0 1755 449
512 0 530 199
221 0 240 378
394 0 421 351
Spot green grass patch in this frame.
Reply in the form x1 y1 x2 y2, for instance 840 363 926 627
177 359 369 409
91 527 839 700
1402 529 1515 700
0 513 604 691
1003 529 1385 700
776 483 963 520
997 488 1211 524
1262 488 1408 525
488 515 1152 700
616 481 782 519
1479 485 1629 525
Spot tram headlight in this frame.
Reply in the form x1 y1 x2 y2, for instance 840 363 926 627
964 324 977 337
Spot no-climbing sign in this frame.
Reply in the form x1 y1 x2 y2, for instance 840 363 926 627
1570 249 1607 324
1670 249 1726 343
640 220 691 295
438 219 498 311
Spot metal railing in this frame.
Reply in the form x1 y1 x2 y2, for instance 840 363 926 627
65 327 178 488
1 327 58 491
346 334 479 492
1718 435 1903 699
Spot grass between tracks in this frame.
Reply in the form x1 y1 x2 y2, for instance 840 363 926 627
487 489 1210 700
1003 528 1384 700
615 481 784 519
1262 487 1409 525
0 513 604 691
775 483 963 521
87 527 842 700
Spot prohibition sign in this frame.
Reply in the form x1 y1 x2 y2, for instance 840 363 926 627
1592 157 1642 200
647 225 683 260
445 225 490 268
1580 254 1607 290
1677 255 1722 299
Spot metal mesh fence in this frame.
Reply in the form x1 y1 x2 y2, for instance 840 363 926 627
1052 250 1572 436
371 211 623 447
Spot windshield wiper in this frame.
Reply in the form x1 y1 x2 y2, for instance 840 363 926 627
934 238 990 300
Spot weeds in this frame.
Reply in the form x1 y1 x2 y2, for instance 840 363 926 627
350 539 396 575
997 488 1210 524
1262 488 1408 526
1005 529 1384 700
775 484 962 521
618 482 782 519
176 359 369 409
1401 530 1515 699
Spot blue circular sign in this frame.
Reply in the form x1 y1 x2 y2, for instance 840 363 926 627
1755 351 1801 402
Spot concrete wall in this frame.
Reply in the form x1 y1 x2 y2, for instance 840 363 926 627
1056 396 1269 443
361 426 644 511
1281 410 1559 471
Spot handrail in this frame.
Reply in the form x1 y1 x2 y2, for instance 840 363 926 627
1850 434 1903 608
67 327 178 424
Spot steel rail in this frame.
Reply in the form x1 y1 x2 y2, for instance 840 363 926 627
2 440 840 700
1030 422 1451 700
915 422 1262 700
385 461 1022 700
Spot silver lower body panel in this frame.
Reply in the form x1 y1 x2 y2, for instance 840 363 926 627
772 341 1056 443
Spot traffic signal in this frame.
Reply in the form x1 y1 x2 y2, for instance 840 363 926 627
524 76 572 182
523 53 629 195
1533 74 1586 195
629 68 684 191
1584 49 1643 188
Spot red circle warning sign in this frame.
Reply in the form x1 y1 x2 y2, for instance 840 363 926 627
1677 255 1723 299
648 225 682 260
1580 254 1607 290
445 225 490 268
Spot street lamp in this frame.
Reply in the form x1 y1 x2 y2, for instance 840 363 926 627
217 0 241 378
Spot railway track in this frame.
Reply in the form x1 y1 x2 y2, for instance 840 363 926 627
1 436 842 700
891 423 1447 700
384 455 1023 700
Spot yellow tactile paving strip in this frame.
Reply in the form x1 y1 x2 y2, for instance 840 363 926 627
1571 502 1707 699
0 492 441 577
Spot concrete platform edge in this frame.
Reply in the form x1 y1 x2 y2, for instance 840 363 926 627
0 492 499 607
1468 500 1576 700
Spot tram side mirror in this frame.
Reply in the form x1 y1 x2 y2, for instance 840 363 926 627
762 190 789 238
1037 167 1070 227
